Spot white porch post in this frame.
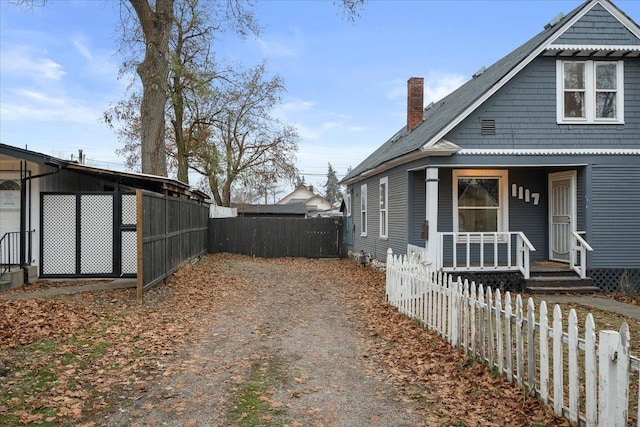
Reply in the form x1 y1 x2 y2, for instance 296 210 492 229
425 167 439 268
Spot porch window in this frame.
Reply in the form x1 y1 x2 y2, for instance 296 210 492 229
379 177 388 239
360 183 367 237
453 170 508 235
557 60 624 124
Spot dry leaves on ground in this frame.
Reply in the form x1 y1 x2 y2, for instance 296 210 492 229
1 254 570 426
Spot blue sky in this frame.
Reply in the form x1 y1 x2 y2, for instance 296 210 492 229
1 0 639 198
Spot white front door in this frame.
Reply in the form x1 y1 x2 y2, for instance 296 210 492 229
548 171 577 263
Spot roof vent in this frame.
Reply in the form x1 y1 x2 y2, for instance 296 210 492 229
481 119 496 135
424 101 434 111
544 13 564 29
472 66 486 78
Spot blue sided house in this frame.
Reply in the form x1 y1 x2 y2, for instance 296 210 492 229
342 0 640 293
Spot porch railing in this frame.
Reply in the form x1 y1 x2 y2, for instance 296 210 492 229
570 231 593 279
0 231 20 280
407 243 430 264
438 232 536 279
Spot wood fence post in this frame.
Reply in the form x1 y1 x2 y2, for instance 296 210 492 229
487 286 495 366
479 284 486 360
539 301 549 405
527 298 536 396
495 289 503 375
515 295 524 389
505 292 513 382
568 309 579 423
598 324 630 426
386 248 393 301
553 304 564 417
585 313 597 427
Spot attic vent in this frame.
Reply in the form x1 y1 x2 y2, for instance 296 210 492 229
481 119 496 135
472 66 486 78
544 13 564 29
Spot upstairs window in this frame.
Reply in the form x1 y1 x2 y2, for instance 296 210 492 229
379 177 388 239
557 60 624 124
360 184 367 237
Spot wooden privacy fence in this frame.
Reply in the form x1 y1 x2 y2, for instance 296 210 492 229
385 248 640 426
137 190 208 302
208 217 343 258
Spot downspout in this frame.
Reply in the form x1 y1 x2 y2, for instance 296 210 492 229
20 162 62 272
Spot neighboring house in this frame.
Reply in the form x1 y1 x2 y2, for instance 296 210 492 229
235 203 308 218
277 184 335 217
0 143 207 288
342 0 640 292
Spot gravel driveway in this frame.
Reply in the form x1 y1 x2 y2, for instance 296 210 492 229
104 257 426 426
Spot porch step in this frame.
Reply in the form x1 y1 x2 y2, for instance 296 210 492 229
525 273 599 295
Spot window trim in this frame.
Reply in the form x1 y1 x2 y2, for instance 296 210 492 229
360 184 367 237
452 169 509 239
379 177 388 239
556 60 624 124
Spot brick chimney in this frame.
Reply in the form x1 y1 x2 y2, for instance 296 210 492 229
407 77 424 133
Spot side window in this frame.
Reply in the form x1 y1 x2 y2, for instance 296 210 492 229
345 192 351 217
379 177 388 239
360 184 367 236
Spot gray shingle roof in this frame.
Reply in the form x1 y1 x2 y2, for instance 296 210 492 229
342 0 591 183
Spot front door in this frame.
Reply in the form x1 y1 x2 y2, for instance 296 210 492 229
548 171 576 263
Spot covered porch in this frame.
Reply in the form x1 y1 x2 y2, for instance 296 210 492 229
408 164 594 283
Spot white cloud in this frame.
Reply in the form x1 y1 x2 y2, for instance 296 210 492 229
1 45 66 81
1 88 102 124
424 72 467 104
256 37 299 58
383 71 467 105
73 37 93 60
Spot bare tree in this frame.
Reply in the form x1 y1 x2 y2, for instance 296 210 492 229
189 63 299 206
128 0 173 176
13 0 364 178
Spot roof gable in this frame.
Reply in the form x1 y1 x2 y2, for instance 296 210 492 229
342 0 640 184
554 2 640 45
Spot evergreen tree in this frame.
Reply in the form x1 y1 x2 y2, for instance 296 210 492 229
323 163 342 204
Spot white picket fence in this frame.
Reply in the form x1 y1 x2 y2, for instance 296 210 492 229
385 248 640 426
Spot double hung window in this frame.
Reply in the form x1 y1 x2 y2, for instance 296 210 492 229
453 170 508 235
379 177 388 239
557 60 624 124
360 184 367 236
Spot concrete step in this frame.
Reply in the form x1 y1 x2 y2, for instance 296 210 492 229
526 285 601 295
525 272 598 294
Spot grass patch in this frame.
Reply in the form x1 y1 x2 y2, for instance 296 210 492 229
229 356 288 427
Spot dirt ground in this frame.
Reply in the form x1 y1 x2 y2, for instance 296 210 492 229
1 254 570 426
99 255 565 427
103 256 428 426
